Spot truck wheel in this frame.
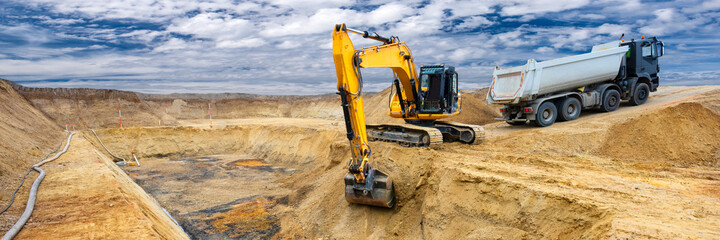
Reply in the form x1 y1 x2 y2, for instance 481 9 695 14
506 120 526 126
559 97 582 121
629 83 649 106
601 89 620 112
534 102 557 127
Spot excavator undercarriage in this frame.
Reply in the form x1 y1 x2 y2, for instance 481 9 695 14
367 121 484 147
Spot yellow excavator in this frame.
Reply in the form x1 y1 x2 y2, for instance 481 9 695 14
332 24 484 207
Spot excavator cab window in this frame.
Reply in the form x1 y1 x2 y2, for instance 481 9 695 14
420 74 429 92
451 72 458 112
420 73 444 113
419 65 458 114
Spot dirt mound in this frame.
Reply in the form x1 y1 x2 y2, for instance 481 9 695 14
449 88 502 125
0 79 63 230
600 102 720 166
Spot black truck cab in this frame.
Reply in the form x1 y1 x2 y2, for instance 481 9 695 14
620 36 664 92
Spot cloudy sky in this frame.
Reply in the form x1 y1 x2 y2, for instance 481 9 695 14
1 0 719 95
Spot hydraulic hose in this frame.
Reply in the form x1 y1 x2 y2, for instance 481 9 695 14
91 129 126 164
2 132 74 240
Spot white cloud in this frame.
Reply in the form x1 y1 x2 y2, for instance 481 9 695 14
448 47 486 62
365 3 416 25
277 40 301 49
153 38 192 52
119 30 163 43
453 16 495 32
535 46 554 54
167 12 263 48
500 0 590 16
42 18 85 25
639 8 707 36
260 8 361 37
216 38 265 48
682 0 720 13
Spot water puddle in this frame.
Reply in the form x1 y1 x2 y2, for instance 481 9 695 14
124 154 292 239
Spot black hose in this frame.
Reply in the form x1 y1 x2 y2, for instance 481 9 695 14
0 139 64 215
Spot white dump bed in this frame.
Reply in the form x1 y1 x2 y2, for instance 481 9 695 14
488 41 629 104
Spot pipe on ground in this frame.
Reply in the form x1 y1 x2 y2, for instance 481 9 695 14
91 129 126 164
2 132 74 240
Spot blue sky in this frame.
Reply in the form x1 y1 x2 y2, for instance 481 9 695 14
1 0 719 95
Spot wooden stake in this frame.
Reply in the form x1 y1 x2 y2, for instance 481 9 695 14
118 103 123 128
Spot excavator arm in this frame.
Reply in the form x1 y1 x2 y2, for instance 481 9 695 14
332 24 400 208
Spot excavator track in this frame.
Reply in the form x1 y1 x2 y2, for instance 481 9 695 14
366 123 444 147
435 121 485 145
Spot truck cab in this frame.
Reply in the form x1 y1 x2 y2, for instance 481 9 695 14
418 65 459 114
621 37 664 92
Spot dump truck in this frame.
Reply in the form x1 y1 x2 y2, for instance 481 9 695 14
487 36 664 127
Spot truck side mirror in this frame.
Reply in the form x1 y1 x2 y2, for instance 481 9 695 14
657 41 664 57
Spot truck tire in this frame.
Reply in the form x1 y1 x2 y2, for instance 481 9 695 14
601 89 620 112
559 97 582 121
534 102 557 127
629 83 649 106
506 120 526 126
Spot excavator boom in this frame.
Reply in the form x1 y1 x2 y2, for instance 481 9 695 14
333 24 395 208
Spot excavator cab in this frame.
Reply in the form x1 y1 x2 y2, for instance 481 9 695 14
418 65 459 114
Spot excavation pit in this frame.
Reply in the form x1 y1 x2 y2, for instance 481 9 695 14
89 126 621 239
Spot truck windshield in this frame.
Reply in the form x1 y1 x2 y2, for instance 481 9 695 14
642 43 653 57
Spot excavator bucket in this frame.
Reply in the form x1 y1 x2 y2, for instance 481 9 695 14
344 169 395 208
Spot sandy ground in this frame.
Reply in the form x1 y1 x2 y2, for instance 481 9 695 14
1 82 719 239
2 132 187 239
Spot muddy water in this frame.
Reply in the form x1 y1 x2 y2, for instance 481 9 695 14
124 154 294 239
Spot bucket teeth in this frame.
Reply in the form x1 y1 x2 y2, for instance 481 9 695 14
344 169 395 208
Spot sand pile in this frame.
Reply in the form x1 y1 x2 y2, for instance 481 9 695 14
600 102 720 166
